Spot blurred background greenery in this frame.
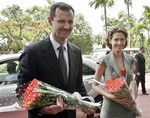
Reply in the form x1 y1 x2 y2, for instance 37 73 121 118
0 0 150 72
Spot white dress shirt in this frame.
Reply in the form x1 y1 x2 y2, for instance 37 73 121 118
50 34 69 77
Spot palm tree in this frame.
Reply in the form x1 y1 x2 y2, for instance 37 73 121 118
132 24 146 46
140 6 150 46
89 0 115 33
124 0 132 20
124 0 132 47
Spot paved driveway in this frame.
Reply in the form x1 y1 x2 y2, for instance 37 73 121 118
0 110 27 118
138 73 150 90
136 73 150 118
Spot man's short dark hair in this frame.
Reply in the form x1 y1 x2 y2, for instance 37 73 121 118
50 2 74 20
139 46 144 51
7 62 17 74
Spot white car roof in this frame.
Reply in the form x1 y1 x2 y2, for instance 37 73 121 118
0 53 21 62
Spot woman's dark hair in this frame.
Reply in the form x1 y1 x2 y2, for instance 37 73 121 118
50 2 74 20
106 26 128 49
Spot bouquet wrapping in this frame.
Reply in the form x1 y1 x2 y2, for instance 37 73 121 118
21 79 100 110
104 77 141 117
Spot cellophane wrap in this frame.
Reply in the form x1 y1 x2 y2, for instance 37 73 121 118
19 79 100 110
104 76 142 117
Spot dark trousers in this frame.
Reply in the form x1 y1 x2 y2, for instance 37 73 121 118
136 74 146 93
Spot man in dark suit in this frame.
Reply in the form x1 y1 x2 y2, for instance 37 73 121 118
16 2 93 118
135 46 148 95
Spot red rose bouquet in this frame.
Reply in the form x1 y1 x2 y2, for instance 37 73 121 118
21 79 100 110
104 77 141 117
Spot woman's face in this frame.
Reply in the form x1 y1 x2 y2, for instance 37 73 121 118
109 32 126 52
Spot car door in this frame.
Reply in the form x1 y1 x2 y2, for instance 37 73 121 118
0 60 18 107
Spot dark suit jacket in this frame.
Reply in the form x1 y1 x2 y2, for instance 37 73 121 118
17 36 87 118
135 52 145 74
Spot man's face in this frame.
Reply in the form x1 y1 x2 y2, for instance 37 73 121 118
49 8 74 42
141 48 145 53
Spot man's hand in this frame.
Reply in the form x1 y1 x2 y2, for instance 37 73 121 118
81 108 94 115
81 96 95 115
39 97 63 115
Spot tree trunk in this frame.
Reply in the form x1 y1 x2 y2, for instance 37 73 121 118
104 5 107 33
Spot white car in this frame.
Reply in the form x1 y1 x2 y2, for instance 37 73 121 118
0 53 102 118
91 47 139 61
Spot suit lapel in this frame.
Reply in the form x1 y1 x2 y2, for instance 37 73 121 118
109 51 122 77
109 52 132 78
40 39 79 88
67 42 77 86
41 37 65 87
139 52 145 61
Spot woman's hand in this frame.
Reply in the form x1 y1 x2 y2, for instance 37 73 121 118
114 97 130 105
109 94 131 106
39 97 63 115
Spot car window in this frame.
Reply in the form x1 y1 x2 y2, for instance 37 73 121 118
0 60 19 110
83 64 95 75
0 61 18 85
